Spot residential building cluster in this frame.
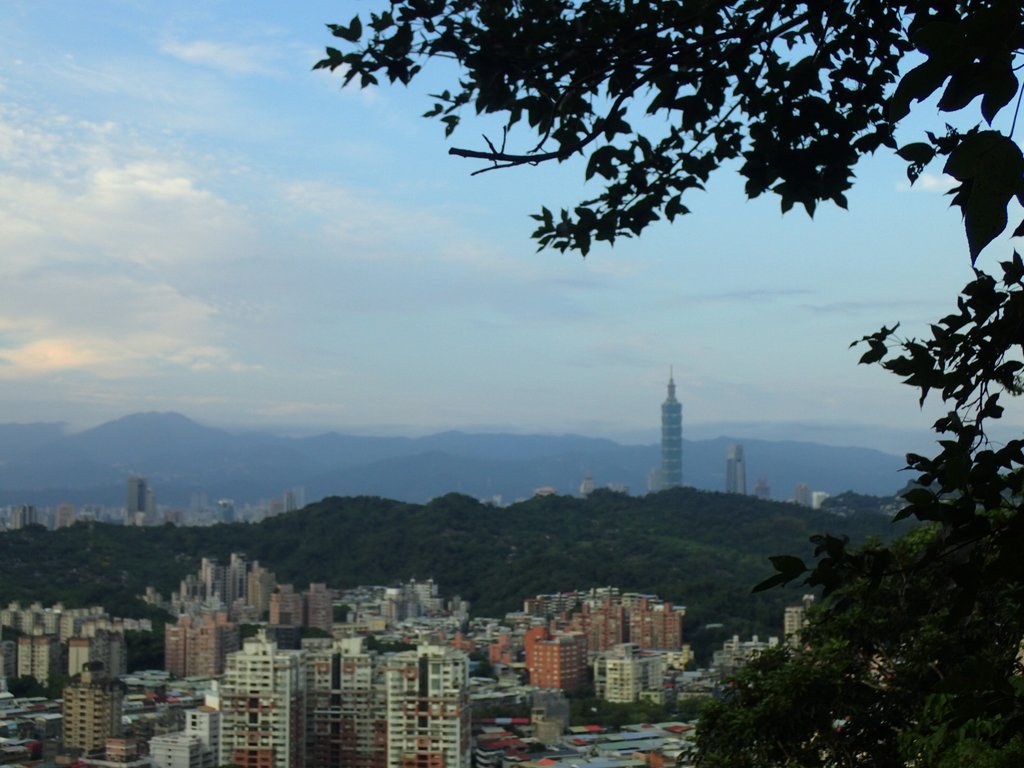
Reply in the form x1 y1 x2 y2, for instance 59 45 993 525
0 602 151 686
0 561 815 768
0 479 308 534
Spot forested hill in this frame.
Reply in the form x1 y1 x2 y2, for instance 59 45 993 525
0 488 906 659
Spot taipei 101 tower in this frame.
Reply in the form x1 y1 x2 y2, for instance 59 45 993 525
661 369 683 488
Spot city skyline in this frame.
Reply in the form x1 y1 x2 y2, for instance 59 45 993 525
2 2 1021 455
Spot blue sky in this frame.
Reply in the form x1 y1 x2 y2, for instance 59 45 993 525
1 1 1019 453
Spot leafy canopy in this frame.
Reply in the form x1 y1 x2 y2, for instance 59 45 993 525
318 0 1024 258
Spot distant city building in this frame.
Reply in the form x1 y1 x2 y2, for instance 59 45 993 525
56 502 77 529
283 487 305 512
246 564 277 618
149 704 220 768
217 499 235 523
385 645 470 768
524 628 588 692
304 583 333 634
308 637 386 768
164 611 239 678
593 643 665 703
63 662 124 756
17 634 60 683
811 491 831 509
712 634 779 676
725 444 746 494
754 476 771 500
126 476 155 526
579 474 595 498
530 691 570 745
219 632 306 768
627 597 686 650
784 594 816 647
68 630 127 678
660 371 683 488
793 483 812 507
11 504 37 530
270 584 304 626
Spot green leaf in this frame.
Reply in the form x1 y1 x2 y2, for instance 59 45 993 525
897 142 936 165
944 131 1024 262
328 16 363 43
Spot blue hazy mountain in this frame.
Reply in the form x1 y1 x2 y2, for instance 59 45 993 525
0 412 908 506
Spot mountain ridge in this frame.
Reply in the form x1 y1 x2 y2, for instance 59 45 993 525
0 411 909 506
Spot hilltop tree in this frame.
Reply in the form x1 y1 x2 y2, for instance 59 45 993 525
317 0 1024 762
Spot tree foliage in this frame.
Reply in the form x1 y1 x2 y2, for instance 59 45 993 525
1 490 901 663
317 0 1024 763
317 0 1023 258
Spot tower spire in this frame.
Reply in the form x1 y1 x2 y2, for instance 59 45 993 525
661 368 682 488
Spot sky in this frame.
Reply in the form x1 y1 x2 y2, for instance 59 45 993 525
0 1 1020 454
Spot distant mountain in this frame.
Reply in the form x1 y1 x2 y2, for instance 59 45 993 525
0 412 908 507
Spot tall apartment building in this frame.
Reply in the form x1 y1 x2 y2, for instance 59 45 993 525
304 583 333 634
0 639 15 680
523 628 588 692
307 637 386 768
219 632 306 768
627 599 685 650
385 645 471 768
593 643 665 703
570 597 626 652
784 594 816 647
62 662 124 755
270 585 304 626
164 612 239 678
16 635 60 683
247 565 277 618
69 631 127 678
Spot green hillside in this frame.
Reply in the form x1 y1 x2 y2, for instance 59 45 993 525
0 488 905 660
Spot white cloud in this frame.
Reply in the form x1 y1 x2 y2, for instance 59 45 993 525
161 39 279 76
897 172 957 193
0 106 261 380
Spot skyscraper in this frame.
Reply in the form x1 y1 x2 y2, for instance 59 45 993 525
661 371 682 488
126 476 155 525
725 443 746 494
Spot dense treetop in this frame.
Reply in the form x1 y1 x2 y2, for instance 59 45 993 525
0 489 902 662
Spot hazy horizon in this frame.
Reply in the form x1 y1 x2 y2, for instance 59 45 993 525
0 407 950 456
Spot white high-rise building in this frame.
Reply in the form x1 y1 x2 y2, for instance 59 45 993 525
219 632 306 768
593 643 665 703
385 645 470 768
150 703 219 768
150 733 206 768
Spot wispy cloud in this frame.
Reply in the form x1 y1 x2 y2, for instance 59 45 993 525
161 39 280 76
897 172 957 193
666 287 814 307
801 298 936 315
